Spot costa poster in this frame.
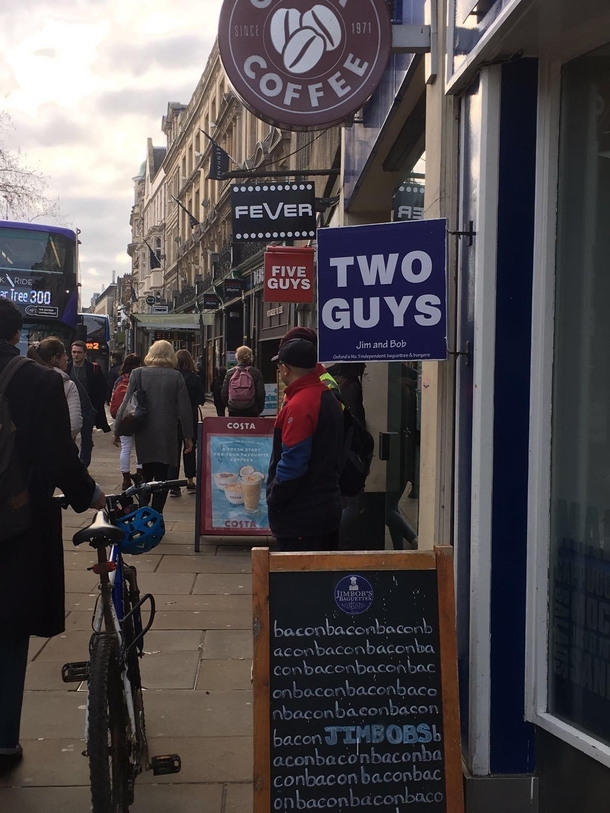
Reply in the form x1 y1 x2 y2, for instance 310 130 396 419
317 219 448 363
199 417 274 537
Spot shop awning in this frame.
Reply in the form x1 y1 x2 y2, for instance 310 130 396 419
133 314 208 330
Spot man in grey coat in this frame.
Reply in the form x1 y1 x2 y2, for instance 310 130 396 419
114 340 193 513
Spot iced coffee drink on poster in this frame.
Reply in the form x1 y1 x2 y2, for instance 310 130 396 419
239 465 266 514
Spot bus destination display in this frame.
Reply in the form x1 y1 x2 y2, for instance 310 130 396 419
268 568 448 812
0 270 60 317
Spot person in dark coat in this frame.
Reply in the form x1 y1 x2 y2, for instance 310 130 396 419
211 366 227 416
325 363 369 551
106 351 123 403
325 363 366 424
0 298 106 775
386 364 418 549
67 340 111 466
221 346 266 417
168 349 205 496
195 355 207 392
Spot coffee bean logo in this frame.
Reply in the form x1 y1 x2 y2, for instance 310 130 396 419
270 4 343 75
283 28 326 74
270 8 301 55
302 5 342 51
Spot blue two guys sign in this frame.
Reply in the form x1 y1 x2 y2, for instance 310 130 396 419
317 219 448 362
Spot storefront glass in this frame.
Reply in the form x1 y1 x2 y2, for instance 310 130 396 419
549 42 610 742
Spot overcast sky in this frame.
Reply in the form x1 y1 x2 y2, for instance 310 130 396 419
1 0 224 304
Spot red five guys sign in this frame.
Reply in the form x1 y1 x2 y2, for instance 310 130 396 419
264 246 314 303
218 0 393 130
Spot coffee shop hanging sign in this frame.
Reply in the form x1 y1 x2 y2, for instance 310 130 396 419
218 0 392 130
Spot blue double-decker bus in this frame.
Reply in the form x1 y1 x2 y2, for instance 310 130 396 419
0 220 79 353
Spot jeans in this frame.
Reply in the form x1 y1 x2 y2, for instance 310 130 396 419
79 406 96 468
0 636 29 750
141 462 170 513
119 435 140 474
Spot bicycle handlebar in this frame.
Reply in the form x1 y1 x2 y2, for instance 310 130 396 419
54 479 189 510
115 479 188 502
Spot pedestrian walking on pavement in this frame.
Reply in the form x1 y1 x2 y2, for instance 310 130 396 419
195 355 207 392
221 346 266 417
168 349 205 497
266 339 344 552
0 298 106 777
110 353 143 490
106 351 123 404
67 340 110 467
211 366 227 416
114 340 193 514
27 337 83 439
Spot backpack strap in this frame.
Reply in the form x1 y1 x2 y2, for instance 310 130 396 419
0 356 32 396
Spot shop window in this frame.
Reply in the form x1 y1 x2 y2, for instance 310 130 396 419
549 42 610 743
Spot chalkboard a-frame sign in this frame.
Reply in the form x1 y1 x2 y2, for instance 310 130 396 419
252 548 464 813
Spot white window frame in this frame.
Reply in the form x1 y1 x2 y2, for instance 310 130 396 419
526 27 610 769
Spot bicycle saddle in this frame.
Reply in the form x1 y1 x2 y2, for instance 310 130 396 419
73 510 125 548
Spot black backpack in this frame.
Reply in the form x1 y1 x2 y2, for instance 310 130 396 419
338 400 375 497
0 356 33 541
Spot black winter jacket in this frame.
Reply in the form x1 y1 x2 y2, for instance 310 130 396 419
0 341 96 637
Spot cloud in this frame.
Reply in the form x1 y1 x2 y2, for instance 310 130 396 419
95 86 194 118
33 48 56 58
7 105 90 149
0 0 225 300
98 35 210 77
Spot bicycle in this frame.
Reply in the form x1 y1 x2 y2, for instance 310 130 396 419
60 478 187 813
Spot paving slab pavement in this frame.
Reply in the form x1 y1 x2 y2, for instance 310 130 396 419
0 403 255 813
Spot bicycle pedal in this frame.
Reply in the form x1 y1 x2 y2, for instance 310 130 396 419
62 661 90 683
151 754 181 776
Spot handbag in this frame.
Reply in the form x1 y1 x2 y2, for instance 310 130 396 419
117 388 147 436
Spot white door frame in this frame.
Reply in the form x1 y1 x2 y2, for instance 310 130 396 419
454 65 502 776
525 26 610 769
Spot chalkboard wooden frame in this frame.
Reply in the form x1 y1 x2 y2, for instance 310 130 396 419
252 547 464 813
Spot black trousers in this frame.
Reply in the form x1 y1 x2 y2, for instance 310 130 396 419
168 437 196 481
141 462 170 513
274 529 339 552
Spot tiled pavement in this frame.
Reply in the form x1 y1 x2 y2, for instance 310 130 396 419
0 402 266 813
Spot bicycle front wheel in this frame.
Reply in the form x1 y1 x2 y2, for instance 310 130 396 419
88 635 131 813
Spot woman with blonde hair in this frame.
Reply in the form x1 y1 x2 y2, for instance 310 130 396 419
114 340 193 513
27 338 82 439
221 345 266 417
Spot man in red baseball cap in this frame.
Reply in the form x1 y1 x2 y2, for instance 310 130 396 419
278 327 338 392
279 326 318 347
267 339 343 550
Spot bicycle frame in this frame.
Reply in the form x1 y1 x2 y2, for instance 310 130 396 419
62 477 186 807
88 540 139 764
